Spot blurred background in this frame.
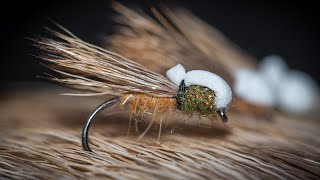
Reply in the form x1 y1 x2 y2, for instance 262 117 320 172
0 0 319 85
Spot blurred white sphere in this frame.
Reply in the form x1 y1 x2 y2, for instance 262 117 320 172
260 55 288 89
277 70 318 113
234 69 275 107
233 54 318 114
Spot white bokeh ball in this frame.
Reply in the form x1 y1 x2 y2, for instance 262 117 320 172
260 54 288 89
234 69 275 107
277 70 318 113
234 54 318 114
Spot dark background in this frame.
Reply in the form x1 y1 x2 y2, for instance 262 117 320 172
1 0 319 83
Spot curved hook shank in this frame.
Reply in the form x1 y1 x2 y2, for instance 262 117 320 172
82 97 120 151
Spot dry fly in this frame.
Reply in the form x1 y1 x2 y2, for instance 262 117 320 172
34 25 232 152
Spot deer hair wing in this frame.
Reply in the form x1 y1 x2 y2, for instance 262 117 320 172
34 28 178 97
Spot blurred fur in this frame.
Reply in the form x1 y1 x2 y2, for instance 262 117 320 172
0 85 319 179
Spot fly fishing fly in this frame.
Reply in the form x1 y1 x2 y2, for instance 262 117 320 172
34 27 232 152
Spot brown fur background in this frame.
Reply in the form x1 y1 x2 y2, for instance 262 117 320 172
1 82 319 179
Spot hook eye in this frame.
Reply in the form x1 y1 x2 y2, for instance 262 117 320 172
217 108 228 123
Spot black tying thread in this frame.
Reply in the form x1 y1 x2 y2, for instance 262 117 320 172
175 80 186 110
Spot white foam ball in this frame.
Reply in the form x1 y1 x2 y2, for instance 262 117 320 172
260 55 288 89
277 70 318 113
166 64 186 86
184 70 232 109
234 69 275 107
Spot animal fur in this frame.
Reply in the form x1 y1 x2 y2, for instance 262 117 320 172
0 84 319 179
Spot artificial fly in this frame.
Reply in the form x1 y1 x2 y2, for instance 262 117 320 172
34 27 232 152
